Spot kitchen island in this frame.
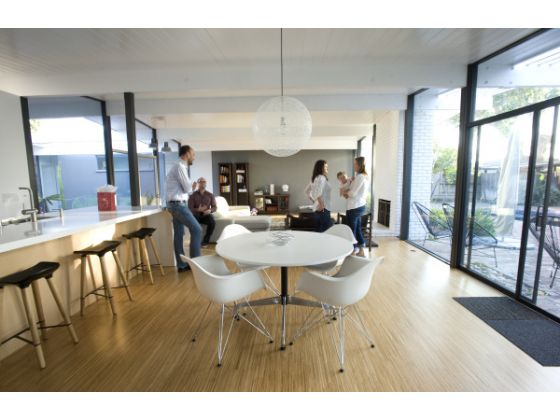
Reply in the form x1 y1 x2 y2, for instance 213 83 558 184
0 206 174 361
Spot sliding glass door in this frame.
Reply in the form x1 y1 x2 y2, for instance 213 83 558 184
402 29 560 322
520 106 560 317
463 113 532 292
458 29 560 319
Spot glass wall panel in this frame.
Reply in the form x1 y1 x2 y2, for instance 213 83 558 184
136 121 158 205
28 97 105 210
408 88 461 261
521 106 560 318
462 113 533 292
474 29 560 120
110 115 131 206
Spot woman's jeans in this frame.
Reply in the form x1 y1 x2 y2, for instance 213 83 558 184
167 202 202 268
346 205 366 247
314 209 333 233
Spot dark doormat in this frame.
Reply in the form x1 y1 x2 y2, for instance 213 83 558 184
454 297 560 366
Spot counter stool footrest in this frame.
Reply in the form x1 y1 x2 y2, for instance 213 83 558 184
83 286 110 299
40 322 73 330
1 329 34 346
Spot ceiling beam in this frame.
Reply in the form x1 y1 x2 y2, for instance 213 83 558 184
154 126 373 141
107 94 407 116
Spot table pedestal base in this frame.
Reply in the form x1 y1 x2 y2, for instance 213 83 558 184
233 266 327 350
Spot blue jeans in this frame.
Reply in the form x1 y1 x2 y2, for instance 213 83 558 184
167 202 202 268
314 209 333 233
346 205 366 247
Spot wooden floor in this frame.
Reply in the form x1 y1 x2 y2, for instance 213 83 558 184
1 238 560 391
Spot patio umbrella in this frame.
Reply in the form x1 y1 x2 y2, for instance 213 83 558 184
494 123 521 238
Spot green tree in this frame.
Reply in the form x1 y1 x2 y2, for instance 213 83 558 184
432 146 458 184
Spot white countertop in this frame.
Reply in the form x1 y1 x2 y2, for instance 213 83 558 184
0 206 164 254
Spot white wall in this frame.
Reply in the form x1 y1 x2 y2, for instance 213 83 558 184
373 110 404 235
0 90 30 219
189 151 213 190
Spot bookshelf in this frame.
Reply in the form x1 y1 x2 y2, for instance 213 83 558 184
234 163 249 206
254 194 290 214
218 163 233 204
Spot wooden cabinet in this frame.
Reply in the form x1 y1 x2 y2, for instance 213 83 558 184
234 163 249 206
254 194 290 214
218 163 234 204
378 199 390 227
218 162 250 205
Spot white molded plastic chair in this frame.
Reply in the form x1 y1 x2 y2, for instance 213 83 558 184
185 255 274 367
293 255 384 372
218 224 280 295
305 224 357 273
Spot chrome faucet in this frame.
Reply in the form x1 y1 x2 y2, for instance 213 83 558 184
19 186 38 223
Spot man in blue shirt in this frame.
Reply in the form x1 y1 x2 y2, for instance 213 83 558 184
165 145 202 272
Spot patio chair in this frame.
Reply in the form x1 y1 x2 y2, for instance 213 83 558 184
528 209 560 288
441 203 498 267
412 202 451 247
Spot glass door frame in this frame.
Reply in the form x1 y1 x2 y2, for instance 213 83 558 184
452 31 560 322
398 29 560 322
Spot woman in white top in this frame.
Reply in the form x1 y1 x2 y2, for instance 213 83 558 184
342 156 369 256
309 159 333 232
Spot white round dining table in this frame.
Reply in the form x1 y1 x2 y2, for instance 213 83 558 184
216 230 354 349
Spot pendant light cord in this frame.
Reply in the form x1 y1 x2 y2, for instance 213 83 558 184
280 28 284 97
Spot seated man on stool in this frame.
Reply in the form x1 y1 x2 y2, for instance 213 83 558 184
188 177 217 246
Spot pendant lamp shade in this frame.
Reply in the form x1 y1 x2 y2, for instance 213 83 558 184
253 29 312 157
253 96 312 157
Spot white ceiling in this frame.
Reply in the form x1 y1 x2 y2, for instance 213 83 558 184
0 28 537 150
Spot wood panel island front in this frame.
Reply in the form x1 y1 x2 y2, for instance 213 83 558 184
0 206 175 361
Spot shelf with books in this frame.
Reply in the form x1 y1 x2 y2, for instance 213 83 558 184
217 163 233 204
234 163 249 206
254 194 290 214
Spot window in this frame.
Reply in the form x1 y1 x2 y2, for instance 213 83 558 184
407 88 462 262
460 29 560 320
474 29 560 120
28 97 106 210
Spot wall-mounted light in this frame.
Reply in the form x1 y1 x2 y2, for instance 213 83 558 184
161 141 172 153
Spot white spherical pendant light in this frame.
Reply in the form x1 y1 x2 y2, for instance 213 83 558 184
253 95 312 157
253 29 312 157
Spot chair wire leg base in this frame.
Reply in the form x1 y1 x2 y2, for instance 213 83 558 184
262 270 280 296
216 304 235 367
235 297 274 342
346 305 376 348
290 305 331 345
191 301 213 342
325 304 346 372
280 297 287 350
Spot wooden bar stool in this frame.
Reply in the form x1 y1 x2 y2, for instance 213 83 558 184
0 262 79 369
122 227 165 285
74 240 132 317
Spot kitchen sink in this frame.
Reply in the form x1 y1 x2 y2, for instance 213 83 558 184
1 212 58 226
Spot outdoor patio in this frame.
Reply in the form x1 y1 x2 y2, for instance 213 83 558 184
414 226 560 318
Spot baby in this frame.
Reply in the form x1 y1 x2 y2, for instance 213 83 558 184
337 171 352 197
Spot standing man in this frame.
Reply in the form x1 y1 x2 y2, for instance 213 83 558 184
166 145 202 272
188 177 217 246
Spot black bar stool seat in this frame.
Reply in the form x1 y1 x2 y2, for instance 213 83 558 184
74 240 121 257
122 227 165 284
0 261 78 369
0 262 60 289
74 240 132 317
122 227 156 240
